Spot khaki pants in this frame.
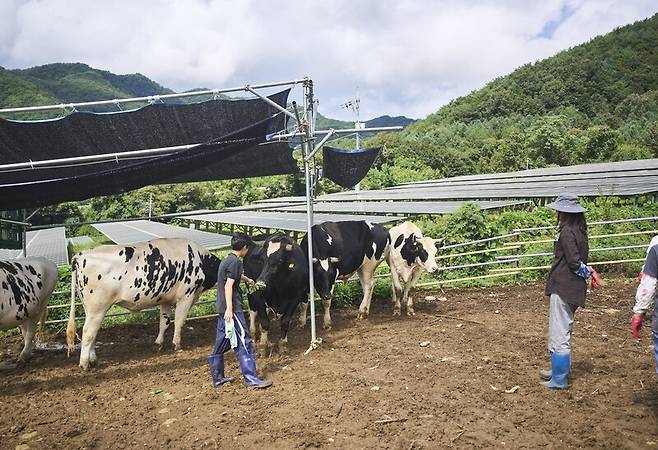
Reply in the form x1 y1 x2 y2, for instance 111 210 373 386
548 293 577 354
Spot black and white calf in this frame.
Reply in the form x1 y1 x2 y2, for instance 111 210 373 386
386 221 441 316
66 238 220 370
0 258 58 361
243 233 309 353
300 221 390 326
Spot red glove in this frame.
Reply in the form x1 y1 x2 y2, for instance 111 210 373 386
638 271 644 281
631 314 643 339
590 268 602 289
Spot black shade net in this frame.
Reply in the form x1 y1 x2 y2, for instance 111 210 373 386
0 89 297 185
322 146 382 189
0 117 276 210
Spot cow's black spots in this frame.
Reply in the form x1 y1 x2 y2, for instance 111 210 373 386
400 235 419 267
418 246 429 263
98 274 102 280
83 259 87 268
134 293 140 302
0 261 18 275
119 250 124 256
83 275 89 286
124 247 135 262
1 281 7 290
394 234 404 248
27 265 37 276
90 289 94 294
37 281 42 289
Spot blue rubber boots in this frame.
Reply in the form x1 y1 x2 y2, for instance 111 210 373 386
542 352 571 389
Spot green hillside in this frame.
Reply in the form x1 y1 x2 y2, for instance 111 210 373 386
365 13 658 188
0 63 172 119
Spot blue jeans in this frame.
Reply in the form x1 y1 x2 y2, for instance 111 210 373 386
653 307 658 375
211 311 254 356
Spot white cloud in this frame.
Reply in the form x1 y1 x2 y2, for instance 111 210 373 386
0 0 656 120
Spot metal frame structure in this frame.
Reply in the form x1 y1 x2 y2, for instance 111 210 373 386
0 77 402 353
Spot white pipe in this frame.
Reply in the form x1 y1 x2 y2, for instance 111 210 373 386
0 126 402 172
245 85 298 120
0 78 308 114
302 80 318 348
271 126 402 140
0 142 202 172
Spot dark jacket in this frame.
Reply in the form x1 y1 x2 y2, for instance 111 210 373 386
545 225 589 307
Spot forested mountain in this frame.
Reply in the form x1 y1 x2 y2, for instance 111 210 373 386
315 113 415 130
0 63 172 117
365 13 658 188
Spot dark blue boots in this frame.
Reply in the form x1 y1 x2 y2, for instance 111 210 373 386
542 352 570 389
208 354 235 386
236 345 272 389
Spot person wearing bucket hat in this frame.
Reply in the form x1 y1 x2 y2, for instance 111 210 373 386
541 194 593 389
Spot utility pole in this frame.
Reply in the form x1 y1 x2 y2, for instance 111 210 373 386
342 89 364 191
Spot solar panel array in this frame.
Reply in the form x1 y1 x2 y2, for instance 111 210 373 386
0 227 68 266
275 200 528 215
181 211 402 233
315 159 658 201
399 158 658 186
93 220 232 249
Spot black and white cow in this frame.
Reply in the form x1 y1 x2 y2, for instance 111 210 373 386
66 238 220 370
243 233 309 354
299 221 390 327
0 258 58 361
386 222 441 316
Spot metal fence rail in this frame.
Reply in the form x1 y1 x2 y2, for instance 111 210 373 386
40 213 654 328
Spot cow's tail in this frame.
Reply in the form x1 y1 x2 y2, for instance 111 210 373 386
66 258 78 357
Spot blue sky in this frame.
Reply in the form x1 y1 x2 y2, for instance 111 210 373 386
1 0 656 120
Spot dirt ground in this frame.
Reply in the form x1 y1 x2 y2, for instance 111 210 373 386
1 281 657 449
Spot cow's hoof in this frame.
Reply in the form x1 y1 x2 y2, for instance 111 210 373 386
357 311 368 320
407 309 416 317
323 322 333 330
393 309 401 317
80 363 89 371
278 343 289 354
0 361 18 371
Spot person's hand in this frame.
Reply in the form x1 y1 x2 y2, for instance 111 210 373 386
245 277 255 286
631 314 643 338
224 309 233 323
638 271 644 281
590 268 602 289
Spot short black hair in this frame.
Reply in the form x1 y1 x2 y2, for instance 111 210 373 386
231 234 249 251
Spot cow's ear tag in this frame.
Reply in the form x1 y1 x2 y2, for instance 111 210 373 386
288 263 295 270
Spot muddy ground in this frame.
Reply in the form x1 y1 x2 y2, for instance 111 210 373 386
1 281 657 449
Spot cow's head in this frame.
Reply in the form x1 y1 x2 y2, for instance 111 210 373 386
201 253 222 289
400 234 442 273
257 235 297 287
311 256 341 300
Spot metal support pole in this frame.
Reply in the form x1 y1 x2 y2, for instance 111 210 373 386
302 79 320 354
305 129 336 162
245 85 298 120
21 209 27 258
